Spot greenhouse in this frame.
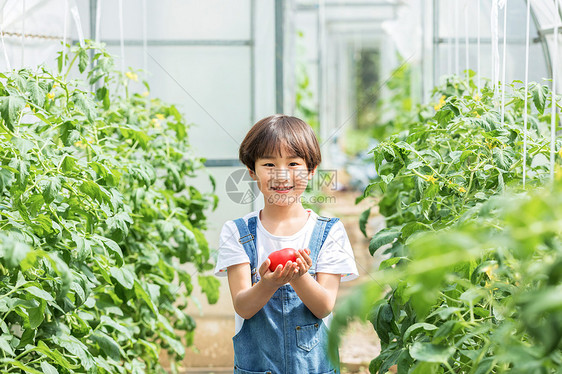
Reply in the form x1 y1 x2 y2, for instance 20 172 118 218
0 0 561 373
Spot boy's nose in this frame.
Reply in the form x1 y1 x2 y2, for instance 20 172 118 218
273 168 290 180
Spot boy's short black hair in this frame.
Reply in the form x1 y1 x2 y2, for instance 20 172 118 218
239 114 321 172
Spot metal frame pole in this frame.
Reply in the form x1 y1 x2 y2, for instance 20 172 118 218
275 0 284 114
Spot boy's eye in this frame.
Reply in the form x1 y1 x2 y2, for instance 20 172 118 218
289 162 299 166
263 163 275 167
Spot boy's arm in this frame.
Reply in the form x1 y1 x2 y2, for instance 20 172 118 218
227 259 300 320
290 272 340 319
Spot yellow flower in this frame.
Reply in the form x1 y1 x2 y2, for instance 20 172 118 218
125 71 138 81
74 141 86 149
155 114 165 120
47 92 55 100
142 91 150 97
473 94 481 102
458 187 466 193
482 263 498 280
434 95 446 111
151 118 161 128
425 175 437 184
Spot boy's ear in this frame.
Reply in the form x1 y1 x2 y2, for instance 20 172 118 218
308 166 317 180
248 167 257 180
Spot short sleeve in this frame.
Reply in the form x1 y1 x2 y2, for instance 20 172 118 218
214 221 250 277
315 221 359 282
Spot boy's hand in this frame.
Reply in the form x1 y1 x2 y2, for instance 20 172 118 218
294 248 312 278
259 258 300 289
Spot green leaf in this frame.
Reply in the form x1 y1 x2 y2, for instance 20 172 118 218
42 176 61 204
2 360 42 374
369 228 402 255
379 256 408 271
100 315 131 339
492 147 512 170
17 328 36 349
359 207 371 237
25 286 55 302
27 79 46 107
106 211 134 238
53 333 94 370
198 275 220 304
35 338 74 369
0 95 26 130
78 48 89 73
410 362 444 374
0 234 30 268
91 331 121 361
110 266 135 289
474 357 495 374
409 342 456 363
40 361 58 374
401 222 428 241
531 83 548 114
61 155 77 172
97 236 124 266
72 91 96 122
0 334 15 356
161 333 185 357
79 180 102 202
134 281 159 315
28 300 46 329
403 322 438 342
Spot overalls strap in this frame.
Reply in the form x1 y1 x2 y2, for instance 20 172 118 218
233 216 259 285
307 216 340 275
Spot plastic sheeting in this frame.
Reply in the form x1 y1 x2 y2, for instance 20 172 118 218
0 0 68 70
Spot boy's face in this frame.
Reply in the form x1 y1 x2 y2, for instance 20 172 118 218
248 147 315 207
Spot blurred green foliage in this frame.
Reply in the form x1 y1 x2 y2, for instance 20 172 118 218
333 72 562 373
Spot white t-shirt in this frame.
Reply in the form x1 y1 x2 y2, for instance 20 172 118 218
214 209 359 334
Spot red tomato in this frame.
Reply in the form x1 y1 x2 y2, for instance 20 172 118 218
268 248 298 272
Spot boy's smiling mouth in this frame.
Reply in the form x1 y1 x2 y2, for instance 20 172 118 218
271 186 294 192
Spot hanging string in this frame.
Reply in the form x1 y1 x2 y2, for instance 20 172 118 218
455 0 459 75
551 0 560 180
491 0 500 99
477 0 481 94
21 0 25 66
464 0 469 88
142 0 147 75
118 0 125 73
70 0 85 47
1 1 11 71
95 0 102 43
447 1 453 75
522 0 531 188
62 0 69 74
500 0 508 126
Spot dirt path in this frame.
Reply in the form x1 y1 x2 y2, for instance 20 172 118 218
318 189 387 372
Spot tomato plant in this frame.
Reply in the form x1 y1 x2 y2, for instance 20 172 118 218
360 73 559 258
0 41 219 373
332 179 562 373
332 73 562 373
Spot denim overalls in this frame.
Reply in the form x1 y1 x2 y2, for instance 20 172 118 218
232 215 340 374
